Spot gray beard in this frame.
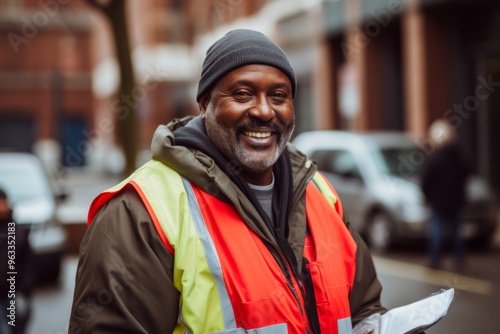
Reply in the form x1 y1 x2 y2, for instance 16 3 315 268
204 114 293 174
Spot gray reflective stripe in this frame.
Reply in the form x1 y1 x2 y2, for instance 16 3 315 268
211 323 288 334
182 178 237 330
177 301 192 334
248 323 288 333
338 317 352 334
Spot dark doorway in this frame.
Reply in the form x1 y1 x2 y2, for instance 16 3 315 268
0 116 35 152
59 116 88 167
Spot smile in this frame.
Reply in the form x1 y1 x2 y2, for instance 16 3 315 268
243 131 272 139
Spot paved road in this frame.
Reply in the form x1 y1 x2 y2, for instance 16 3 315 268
27 256 78 334
376 246 500 334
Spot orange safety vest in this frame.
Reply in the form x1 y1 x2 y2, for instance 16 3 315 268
89 161 357 334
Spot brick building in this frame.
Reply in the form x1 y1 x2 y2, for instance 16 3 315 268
1 0 499 195
0 0 93 170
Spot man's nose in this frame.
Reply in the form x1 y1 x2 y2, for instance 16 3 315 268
248 95 274 122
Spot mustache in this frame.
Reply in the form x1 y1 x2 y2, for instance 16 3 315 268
239 120 282 133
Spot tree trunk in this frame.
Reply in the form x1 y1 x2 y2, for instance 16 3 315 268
87 0 138 177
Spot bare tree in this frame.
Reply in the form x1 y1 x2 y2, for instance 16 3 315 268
86 0 138 177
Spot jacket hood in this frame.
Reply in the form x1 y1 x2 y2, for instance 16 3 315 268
151 116 315 196
150 115 316 245
151 116 216 194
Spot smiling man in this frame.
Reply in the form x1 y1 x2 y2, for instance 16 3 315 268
70 29 386 334
201 64 295 185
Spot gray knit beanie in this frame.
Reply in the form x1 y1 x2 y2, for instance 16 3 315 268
196 29 296 102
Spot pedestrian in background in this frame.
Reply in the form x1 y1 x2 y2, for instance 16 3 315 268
0 188 34 334
420 119 471 270
70 29 386 333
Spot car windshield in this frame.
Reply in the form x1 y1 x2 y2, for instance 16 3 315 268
0 162 52 203
371 145 426 179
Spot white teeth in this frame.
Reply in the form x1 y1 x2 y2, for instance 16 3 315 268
244 131 272 138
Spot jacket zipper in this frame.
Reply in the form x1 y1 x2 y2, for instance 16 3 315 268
215 160 317 333
279 162 316 333
285 163 316 333
278 246 312 333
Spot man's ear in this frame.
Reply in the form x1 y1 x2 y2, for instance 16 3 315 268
198 94 210 119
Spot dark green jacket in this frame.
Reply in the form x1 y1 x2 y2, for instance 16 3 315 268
69 116 386 333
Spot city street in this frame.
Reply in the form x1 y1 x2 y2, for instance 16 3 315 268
24 169 500 333
2 1 500 333
377 246 500 333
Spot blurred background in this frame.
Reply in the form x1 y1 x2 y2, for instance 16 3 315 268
0 0 499 333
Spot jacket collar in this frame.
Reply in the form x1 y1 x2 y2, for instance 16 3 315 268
150 116 317 243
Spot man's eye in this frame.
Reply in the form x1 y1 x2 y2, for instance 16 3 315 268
234 90 251 97
271 92 287 99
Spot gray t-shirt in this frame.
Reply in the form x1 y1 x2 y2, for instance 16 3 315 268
248 174 274 223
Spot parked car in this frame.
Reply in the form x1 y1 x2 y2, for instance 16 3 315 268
293 131 498 251
0 151 67 282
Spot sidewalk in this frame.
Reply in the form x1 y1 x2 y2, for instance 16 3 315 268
56 168 120 223
56 168 120 253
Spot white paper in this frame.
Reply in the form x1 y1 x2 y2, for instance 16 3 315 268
353 288 455 334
